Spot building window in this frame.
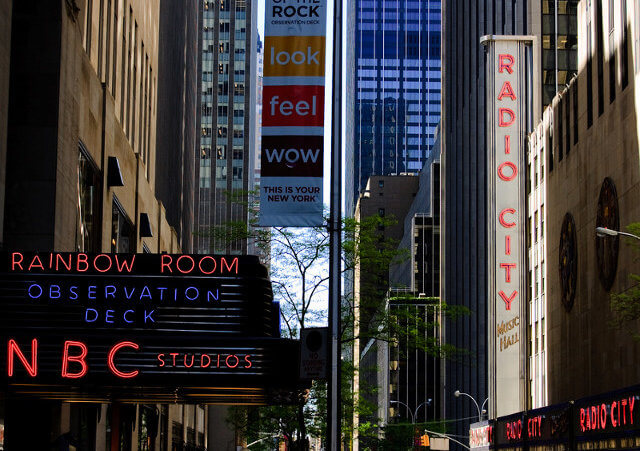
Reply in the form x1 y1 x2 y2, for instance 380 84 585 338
573 81 579 144
635 0 640 73
111 197 135 252
609 0 616 103
378 208 385 217
596 0 604 115
548 113 554 172
77 145 102 252
587 0 594 127
378 180 384 188
621 0 629 88
558 98 564 161
565 89 571 153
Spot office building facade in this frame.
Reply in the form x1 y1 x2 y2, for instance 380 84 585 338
345 0 441 216
541 1 579 106
0 0 208 448
542 0 640 404
156 0 201 253
196 0 257 254
440 0 544 443
387 144 441 427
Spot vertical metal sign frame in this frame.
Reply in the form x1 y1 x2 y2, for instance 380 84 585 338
481 35 539 419
328 0 343 447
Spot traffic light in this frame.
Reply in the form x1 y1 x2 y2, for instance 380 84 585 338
420 434 430 447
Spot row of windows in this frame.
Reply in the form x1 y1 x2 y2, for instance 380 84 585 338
83 0 155 177
550 0 637 170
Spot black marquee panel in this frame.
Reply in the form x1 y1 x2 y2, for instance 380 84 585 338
0 252 304 403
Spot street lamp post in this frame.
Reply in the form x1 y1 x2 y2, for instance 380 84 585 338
454 390 488 422
390 399 433 424
596 227 640 241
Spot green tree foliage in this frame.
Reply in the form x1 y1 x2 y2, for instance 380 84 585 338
202 191 467 448
609 223 640 340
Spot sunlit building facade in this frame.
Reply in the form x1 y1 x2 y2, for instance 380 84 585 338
197 0 257 253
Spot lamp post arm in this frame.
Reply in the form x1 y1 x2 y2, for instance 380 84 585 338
617 231 640 241
414 401 430 422
480 398 489 417
423 429 471 450
457 391 482 421
390 400 415 424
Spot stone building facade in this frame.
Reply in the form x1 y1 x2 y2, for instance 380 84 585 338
540 0 640 405
0 0 206 448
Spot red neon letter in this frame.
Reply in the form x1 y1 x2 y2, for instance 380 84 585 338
176 255 195 274
11 252 24 271
612 401 618 427
499 290 518 310
201 354 211 368
505 236 511 255
107 341 140 378
61 340 88 378
497 81 516 101
226 355 239 368
221 257 239 274
630 397 635 424
500 263 516 283
498 108 515 127
93 254 113 273
198 256 217 274
499 54 515 73
157 354 165 367
76 253 89 272
160 254 173 273
244 355 252 369
55 254 72 271
499 209 517 228
115 255 136 272
498 161 518 181
28 255 44 271
7 338 38 377
504 135 511 154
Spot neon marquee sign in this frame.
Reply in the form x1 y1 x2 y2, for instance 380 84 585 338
0 252 301 401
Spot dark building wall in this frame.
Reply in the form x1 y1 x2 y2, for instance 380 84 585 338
441 0 534 445
155 0 201 253
3 0 62 250
0 0 11 246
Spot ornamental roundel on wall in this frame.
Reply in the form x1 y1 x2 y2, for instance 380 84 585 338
595 177 620 291
559 213 577 312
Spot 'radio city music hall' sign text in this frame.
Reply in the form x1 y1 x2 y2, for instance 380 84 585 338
483 35 533 417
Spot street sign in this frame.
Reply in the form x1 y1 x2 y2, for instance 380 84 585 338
299 327 327 380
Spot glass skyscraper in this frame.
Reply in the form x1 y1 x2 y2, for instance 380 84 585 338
345 0 441 215
197 0 257 253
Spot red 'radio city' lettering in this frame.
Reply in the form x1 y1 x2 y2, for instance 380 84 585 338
506 419 523 441
579 397 637 432
497 53 519 311
527 415 542 439
262 85 324 127
7 338 140 379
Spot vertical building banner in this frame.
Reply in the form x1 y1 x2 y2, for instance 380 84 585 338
260 0 327 226
482 35 538 418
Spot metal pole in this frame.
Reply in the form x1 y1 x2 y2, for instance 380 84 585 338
327 0 343 445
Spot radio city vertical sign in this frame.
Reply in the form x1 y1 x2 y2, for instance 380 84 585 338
260 0 327 226
481 35 538 418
